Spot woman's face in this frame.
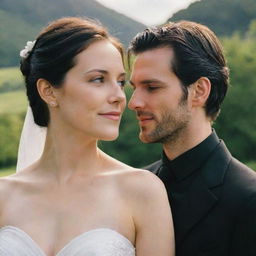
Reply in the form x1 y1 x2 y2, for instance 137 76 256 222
53 40 126 141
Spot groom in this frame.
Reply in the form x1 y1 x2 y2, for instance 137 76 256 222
128 21 256 256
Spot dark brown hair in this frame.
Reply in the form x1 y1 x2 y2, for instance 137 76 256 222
128 21 229 120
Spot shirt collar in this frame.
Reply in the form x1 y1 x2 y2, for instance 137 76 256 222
161 130 221 181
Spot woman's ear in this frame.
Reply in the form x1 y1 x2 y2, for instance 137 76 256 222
191 77 211 107
37 78 58 107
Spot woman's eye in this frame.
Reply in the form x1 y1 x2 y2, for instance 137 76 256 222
90 77 104 83
117 80 126 88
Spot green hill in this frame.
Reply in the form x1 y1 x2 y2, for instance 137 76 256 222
168 0 256 36
0 0 145 67
0 91 27 114
0 67 24 92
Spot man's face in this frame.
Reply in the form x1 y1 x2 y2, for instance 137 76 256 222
128 47 192 144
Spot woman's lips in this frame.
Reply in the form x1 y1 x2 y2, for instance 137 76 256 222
99 112 121 121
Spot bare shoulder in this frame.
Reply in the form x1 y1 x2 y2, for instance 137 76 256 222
0 174 19 211
103 150 165 188
0 172 24 194
0 174 17 192
112 164 167 203
116 166 174 242
126 168 165 192
0 170 33 202
99 151 168 202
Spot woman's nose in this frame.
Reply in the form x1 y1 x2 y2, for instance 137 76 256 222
108 82 126 104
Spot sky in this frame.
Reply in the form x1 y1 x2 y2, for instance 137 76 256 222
96 0 199 26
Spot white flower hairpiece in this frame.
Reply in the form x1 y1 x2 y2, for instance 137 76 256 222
20 40 36 59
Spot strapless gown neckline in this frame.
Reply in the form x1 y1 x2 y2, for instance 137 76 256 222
0 225 135 256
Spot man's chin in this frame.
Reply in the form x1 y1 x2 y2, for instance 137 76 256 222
139 132 156 144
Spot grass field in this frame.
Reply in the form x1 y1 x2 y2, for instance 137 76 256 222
0 66 21 80
0 66 23 91
0 90 27 114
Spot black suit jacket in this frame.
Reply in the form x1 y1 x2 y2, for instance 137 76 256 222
146 138 256 256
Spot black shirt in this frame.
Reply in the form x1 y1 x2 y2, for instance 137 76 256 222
158 130 221 192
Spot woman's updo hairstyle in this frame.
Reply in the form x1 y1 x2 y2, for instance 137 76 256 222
20 17 123 127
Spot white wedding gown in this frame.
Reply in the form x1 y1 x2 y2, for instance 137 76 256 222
0 226 135 256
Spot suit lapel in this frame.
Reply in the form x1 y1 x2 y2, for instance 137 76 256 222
161 141 232 246
171 175 218 245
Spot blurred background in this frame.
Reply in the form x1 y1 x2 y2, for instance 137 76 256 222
1 0 256 176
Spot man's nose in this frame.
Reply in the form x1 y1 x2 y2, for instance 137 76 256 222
128 90 145 110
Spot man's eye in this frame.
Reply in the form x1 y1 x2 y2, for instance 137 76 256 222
147 86 159 91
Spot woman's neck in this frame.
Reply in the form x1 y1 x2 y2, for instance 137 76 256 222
38 124 104 183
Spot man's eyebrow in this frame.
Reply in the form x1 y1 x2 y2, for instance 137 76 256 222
129 79 163 85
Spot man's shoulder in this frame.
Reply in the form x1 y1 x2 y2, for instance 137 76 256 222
227 157 256 189
206 140 256 186
143 159 162 174
213 154 256 212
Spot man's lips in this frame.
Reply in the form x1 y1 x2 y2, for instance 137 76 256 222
99 112 121 121
137 114 154 125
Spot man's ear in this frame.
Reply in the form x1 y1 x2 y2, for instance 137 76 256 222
37 78 58 107
190 77 211 107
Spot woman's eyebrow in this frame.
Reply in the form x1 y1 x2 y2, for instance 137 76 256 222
85 69 108 74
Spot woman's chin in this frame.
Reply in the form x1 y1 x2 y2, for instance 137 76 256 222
100 132 119 141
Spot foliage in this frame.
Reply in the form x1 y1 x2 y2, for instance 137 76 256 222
246 20 256 39
0 113 24 167
247 162 256 171
169 0 256 37
213 28 256 162
0 67 24 93
0 91 26 167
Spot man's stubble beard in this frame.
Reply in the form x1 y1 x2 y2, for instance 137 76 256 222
140 96 191 145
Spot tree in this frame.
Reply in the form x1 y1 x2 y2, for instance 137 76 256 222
214 31 256 162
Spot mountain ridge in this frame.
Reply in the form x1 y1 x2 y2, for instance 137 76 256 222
0 0 145 67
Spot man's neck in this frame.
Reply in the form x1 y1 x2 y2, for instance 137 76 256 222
163 122 212 161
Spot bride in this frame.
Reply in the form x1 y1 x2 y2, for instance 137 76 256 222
0 17 174 255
